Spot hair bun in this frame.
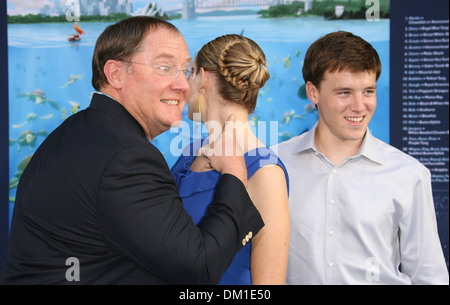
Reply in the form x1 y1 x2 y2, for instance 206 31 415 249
218 37 269 92
196 34 269 113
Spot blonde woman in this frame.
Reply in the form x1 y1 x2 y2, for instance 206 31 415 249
171 34 290 285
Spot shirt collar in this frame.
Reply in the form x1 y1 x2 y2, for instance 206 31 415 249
293 122 318 154
358 128 384 165
293 122 384 165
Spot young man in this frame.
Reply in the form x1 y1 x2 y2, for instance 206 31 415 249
0 17 264 284
274 31 448 284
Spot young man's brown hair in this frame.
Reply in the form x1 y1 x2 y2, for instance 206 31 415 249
302 31 381 88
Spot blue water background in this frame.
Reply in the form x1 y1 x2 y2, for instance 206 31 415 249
8 16 390 221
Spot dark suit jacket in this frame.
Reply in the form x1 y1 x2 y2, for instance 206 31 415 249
0 93 264 284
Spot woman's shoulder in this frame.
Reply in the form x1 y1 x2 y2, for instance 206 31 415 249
245 147 287 175
245 147 290 194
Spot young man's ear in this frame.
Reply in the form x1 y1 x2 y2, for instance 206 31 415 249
305 81 319 105
103 59 126 89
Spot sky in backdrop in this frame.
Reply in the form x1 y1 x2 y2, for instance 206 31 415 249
7 0 183 16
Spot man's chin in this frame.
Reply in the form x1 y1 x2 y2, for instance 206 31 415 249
170 119 183 128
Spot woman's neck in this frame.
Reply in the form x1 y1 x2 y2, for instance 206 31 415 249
204 106 264 154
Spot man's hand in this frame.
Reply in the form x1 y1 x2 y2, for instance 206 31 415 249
199 115 248 187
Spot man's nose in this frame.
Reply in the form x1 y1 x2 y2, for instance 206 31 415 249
172 72 190 93
350 94 365 112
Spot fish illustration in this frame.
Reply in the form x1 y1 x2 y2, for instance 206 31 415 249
281 110 303 126
9 154 33 190
278 131 294 142
250 114 260 126
69 101 80 114
304 102 317 113
40 114 54 119
12 113 53 128
17 89 60 110
9 177 19 190
296 102 318 121
283 54 291 69
17 154 33 171
61 101 81 120
12 113 37 128
60 74 82 88
61 108 68 121
10 130 49 151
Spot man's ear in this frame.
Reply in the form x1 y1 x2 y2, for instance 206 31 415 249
306 81 319 105
103 59 125 89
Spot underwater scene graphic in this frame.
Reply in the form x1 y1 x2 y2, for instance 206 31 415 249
8 15 390 222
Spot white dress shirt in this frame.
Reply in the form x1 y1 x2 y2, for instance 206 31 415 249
273 123 449 285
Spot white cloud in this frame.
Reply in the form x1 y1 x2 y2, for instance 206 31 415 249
7 0 183 15
130 0 182 12
7 0 54 15
8 0 52 10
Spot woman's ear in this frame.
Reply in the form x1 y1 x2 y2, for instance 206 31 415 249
103 59 125 89
198 67 208 91
306 81 319 105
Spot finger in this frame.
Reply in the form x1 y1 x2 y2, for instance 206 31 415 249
199 146 206 157
196 148 203 157
198 145 206 157
208 127 218 150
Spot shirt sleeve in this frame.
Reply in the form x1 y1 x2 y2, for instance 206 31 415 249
399 167 449 284
96 146 263 284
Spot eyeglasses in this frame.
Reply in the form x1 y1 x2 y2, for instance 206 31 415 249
188 67 197 81
124 60 192 79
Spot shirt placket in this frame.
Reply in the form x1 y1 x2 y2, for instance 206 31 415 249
325 167 339 284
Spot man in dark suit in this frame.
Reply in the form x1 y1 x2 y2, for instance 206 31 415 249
0 16 264 284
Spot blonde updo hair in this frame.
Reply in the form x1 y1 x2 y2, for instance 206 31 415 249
196 34 269 113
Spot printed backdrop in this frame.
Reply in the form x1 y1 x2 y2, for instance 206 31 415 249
3 0 448 269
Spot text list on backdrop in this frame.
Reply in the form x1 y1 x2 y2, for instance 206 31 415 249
391 0 449 266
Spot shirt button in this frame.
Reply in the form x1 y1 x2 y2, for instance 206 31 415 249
332 169 337 174
329 260 335 267
329 230 335 236
329 199 335 204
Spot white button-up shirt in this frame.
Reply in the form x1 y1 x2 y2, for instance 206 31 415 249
273 123 449 285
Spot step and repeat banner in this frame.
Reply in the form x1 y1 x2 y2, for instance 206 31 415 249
1 0 448 274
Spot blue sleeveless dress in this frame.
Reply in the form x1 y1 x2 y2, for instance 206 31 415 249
171 141 289 285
